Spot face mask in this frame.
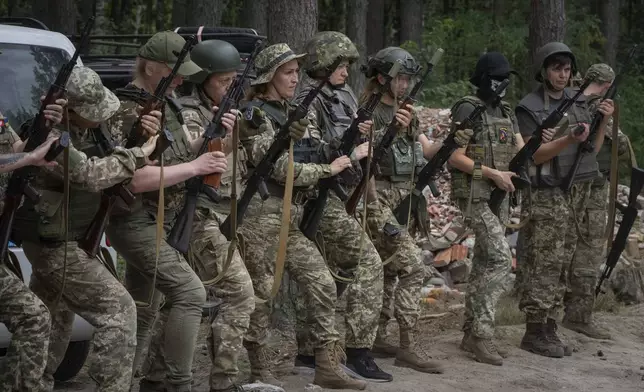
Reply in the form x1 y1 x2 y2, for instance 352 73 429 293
490 78 507 98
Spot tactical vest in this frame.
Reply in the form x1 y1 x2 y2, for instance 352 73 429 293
517 87 597 187
297 83 357 143
449 96 518 200
179 90 248 198
12 126 112 242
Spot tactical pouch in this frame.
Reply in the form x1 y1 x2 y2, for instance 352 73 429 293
387 138 416 182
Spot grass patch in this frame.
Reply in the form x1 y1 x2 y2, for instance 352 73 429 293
495 294 524 326
116 254 126 282
593 289 623 313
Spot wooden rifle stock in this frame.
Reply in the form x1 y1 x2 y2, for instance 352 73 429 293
203 138 223 188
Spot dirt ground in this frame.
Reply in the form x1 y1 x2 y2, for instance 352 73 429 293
54 298 644 392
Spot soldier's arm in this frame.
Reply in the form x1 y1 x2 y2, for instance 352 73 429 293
517 108 578 165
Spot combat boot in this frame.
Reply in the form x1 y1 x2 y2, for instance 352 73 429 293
464 335 503 366
394 328 444 374
520 322 564 358
460 330 508 358
545 318 573 356
313 343 367 390
243 340 283 387
294 354 316 368
138 379 166 392
562 319 611 340
372 327 398 358
346 347 393 381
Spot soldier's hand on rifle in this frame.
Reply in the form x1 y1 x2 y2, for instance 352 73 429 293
490 169 516 192
353 141 372 161
395 104 413 129
191 151 228 175
27 136 60 168
330 155 352 175
141 135 161 163
212 106 239 135
541 128 556 143
454 129 474 147
597 99 615 117
140 110 163 137
288 118 310 141
41 96 67 126
567 123 589 143
357 120 373 135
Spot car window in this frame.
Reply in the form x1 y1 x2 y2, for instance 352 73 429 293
0 43 70 130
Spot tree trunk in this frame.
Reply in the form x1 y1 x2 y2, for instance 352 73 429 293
49 0 78 34
600 0 620 67
187 0 229 26
366 0 385 56
172 0 190 27
528 0 566 68
240 0 268 35
346 0 369 95
399 0 423 46
267 0 318 52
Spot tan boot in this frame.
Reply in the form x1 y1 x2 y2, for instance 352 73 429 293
244 341 283 387
395 329 444 374
373 328 398 358
466 336 503 366
460 331 509 358
314 343 367 390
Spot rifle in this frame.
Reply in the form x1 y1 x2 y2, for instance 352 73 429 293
561 45 638 193
298 61 402 241
167 40 264 254
393 79 510 226
595 166 644 296
0 17 94 264
220 57 344 241
77 35 197 258
345 48 444 216
487 77 593 216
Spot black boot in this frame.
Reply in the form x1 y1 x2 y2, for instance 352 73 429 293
345 347 393 382
294 354 316 368
520 322 564 358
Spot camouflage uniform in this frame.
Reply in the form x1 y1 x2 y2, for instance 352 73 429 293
104 31 206 392
0 115 51 391
11 67 150 392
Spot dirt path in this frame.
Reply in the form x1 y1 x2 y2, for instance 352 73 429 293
55 304 644 392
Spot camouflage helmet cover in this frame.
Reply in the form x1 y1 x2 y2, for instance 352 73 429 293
303 31 359 73
252 43 306 86
189 39 241 84
585 63 615 84
363 46 420 78
533 41 577 82
66 66 120 123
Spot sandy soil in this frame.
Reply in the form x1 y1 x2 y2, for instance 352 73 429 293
54 302 644 392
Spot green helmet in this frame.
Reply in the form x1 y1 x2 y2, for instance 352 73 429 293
533 41 577 82
189 39 241 84
303 31 359 74
362 47 420 78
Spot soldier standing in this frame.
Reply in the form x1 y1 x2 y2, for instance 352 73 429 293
562 63 627 340
237 43 366 390
11 66 162 392
293 31 393 381
515 42 614 358
104 31 228 392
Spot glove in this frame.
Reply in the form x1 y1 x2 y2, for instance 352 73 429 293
288 117 310 141
454 128 474 147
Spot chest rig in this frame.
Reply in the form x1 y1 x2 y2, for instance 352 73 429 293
450 97 518 201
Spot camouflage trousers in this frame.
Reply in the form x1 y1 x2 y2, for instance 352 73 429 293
23 241 136 392
564 181 608 323
518 183 591 323
140 203 255 390
367 186 425 335
106 208 207 392
239 195 339 349
0 262 50 392
295 195 384 355
457 200 513 339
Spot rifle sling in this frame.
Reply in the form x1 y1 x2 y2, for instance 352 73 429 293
605 105 620 247
53 115 71 310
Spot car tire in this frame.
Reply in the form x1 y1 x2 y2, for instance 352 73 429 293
53 340 91 382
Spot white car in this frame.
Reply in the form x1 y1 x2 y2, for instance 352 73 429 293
0 18 118 382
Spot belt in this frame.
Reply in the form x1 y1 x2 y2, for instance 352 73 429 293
265 181 316 205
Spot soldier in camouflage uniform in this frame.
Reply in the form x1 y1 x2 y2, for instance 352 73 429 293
0 102 67 391
562 63 628 340
515 43 614 358
103 31 228 392
238 43 366 390
10 66 163 392
292 31 394 381
166 39 254 391
448 52 526 365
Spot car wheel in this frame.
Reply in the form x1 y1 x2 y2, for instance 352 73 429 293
53 340 91 382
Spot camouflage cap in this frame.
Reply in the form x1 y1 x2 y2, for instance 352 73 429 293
585 63 615 83
252 43 305 86
66 66 120 123
138 31 201 77
304 31 359 73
